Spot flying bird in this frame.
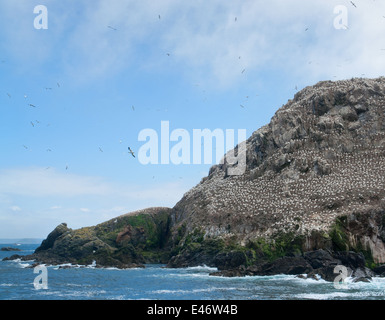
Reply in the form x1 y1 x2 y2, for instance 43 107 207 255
108 25 117 31
128 147 135 158
28 104 37 108
99 147 103 153
6 93 11 98
350 1 356 7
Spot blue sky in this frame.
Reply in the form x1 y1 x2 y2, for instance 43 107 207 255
1 0 385 238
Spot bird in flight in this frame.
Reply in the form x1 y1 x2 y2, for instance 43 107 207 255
99 147 103 153
350 1 356 7
108 25 117 31
28 104 37 108
128 147 135 158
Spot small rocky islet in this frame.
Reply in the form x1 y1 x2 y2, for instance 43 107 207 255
5 77 385 283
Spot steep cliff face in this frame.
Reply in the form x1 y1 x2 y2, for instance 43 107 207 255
11 77 385 277
169 77 385 266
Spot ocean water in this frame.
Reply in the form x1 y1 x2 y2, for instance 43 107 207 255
1 243 385 300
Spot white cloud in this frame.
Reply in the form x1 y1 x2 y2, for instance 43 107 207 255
2 0 385 87
0 167 113 197
10 206 22 212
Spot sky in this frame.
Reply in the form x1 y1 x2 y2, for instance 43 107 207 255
1 0 385 238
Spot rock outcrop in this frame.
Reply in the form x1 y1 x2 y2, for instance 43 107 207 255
1 247 21 252
15 208 172 268
6 77 385 281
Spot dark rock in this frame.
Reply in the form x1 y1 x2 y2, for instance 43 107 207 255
35 223 70 253
1 247 21 252
304 249 339 269
2 254 23 261
333 251 366 269
253 256 313 276
373 264 385 276
310 265 345 282
352 267 374 282
213 251 248 270
339 106 358 122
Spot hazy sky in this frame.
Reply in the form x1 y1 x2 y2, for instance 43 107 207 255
1 0 385 238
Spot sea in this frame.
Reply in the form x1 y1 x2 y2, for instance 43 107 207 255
1 243 385 301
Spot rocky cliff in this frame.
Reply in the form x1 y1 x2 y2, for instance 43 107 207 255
169 77 385 271
9 77 385 281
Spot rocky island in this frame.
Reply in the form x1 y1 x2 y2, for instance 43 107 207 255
7 77 385 282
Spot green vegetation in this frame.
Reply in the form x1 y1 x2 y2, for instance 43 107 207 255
246 232 305 263
329 216 349 251
328 215 378 269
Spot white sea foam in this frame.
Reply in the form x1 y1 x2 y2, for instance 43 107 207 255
18 262 31 268
151 286 242 295
0 283 16 287
185 265 218 272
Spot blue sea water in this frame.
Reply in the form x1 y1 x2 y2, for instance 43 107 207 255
1 243 385 300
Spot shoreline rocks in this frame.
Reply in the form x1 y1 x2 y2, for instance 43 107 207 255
209 249 375 283
1 247 21 252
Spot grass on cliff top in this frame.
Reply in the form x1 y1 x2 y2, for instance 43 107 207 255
93 210 171 250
